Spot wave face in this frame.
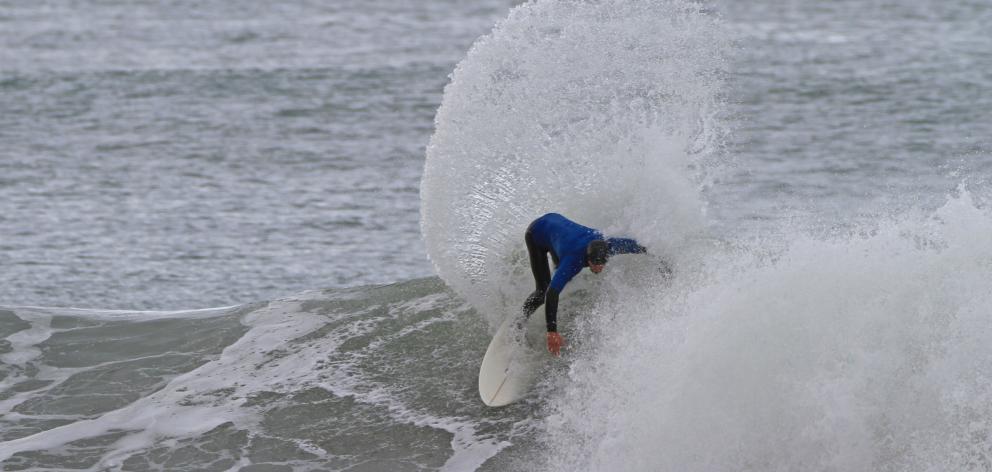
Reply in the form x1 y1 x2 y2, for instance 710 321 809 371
420 0 728 326
0 279 524 471
4 191 992 471
420 0 992 470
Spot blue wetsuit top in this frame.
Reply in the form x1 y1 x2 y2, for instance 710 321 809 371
527 213 646 330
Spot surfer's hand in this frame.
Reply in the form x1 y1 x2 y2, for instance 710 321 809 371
546 332 564 356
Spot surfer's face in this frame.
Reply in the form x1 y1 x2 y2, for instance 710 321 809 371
589 264 605 274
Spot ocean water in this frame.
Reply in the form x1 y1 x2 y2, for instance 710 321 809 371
0 0 516 310
4 0 992 470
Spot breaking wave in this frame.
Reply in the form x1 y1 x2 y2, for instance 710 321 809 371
420 0 729 327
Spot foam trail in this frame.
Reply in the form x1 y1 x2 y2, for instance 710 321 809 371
0 283 511 470
421 0 729 326
539 189 992 471
0 301 323 466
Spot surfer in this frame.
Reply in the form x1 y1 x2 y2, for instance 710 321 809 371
522 213 647 356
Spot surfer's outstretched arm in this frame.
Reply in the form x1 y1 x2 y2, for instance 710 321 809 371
544 286 564 357
543 287 560 332
544 258 581 356
607 237 647 255
607 237 671 276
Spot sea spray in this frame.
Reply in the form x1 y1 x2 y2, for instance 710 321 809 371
539 190 992 471
420 0 730 327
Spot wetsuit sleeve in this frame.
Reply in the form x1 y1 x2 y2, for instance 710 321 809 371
545 257 582 332
607 237 647 255
544 287 560 332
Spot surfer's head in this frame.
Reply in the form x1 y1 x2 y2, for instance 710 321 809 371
586 240 608 273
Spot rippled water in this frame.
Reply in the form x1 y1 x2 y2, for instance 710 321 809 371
4 0 992 309
715 0 992 227
0 0 515 309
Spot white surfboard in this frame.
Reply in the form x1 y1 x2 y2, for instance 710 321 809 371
478 310 549 407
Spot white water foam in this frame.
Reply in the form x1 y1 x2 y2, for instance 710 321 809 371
0 290 506 470
421 0 729 327
0 301 322 468
538 189 992 471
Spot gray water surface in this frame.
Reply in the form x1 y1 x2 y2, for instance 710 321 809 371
3 0 992 307
1 0 515 309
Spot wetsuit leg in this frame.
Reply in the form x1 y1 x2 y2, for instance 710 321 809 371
522 227 551 317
